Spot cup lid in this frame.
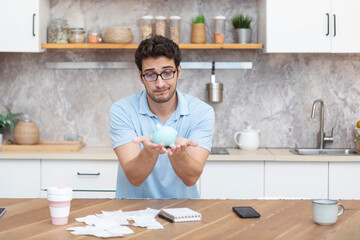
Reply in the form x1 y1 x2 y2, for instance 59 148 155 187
47 185 72 195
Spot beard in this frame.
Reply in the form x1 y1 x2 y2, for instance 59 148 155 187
145 84 177 103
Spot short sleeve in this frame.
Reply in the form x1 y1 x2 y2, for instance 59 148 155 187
108 101 138 149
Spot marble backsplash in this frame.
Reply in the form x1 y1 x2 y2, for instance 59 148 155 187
0 0 359 148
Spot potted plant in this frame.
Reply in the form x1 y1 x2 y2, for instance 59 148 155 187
355 121 360 151
231 14 252 44
191 14 206 44
0 105 22 146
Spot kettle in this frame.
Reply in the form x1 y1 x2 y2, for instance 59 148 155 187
233 126 260 150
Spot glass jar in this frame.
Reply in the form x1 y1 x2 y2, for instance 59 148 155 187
69 28 85 43
169 16 181 44
87 30 100 43
155 16 166 37
141 15 153 40
213 16 226 44
47 18 70 43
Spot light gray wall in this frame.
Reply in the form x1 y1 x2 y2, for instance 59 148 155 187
0 0 359 148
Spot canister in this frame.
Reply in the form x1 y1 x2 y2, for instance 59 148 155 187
206 82 223 102
169 16 181 44
69 28 85 43
141 15 154 40
155 16 166 36
213 16 226 43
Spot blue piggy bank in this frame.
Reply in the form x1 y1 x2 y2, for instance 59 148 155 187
151 124 177 147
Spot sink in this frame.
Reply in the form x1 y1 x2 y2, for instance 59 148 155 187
290 148 360 155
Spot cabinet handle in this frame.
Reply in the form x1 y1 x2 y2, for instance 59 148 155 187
32 13 36 37
326 13 330 36
333 14 336 37
77 172 100 176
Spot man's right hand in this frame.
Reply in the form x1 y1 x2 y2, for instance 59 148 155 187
132 136 168 156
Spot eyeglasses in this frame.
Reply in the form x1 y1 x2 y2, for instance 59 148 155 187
141 69 177 82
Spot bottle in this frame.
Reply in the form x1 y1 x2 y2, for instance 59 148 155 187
169 16 181 44
155 16 166 37
69 28 85 43
141 16 153 40
47 18 70 43
213 16 226 44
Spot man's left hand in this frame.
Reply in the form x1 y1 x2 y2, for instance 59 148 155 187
167 137 198 156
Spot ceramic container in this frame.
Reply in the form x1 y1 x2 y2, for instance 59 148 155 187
233 126 260 150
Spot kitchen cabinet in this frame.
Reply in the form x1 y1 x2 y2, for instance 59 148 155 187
41 159 118 198
264 162 328 199
0 159 41 198
200 161 264 199
329 162 360 199
0 0 49 52
258 0 360 53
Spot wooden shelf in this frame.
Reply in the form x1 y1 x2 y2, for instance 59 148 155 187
41 43 263 50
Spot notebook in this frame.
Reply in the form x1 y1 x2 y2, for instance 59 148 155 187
158 207 201 223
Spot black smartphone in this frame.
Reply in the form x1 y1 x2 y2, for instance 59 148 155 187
232 206 260 218
0 207 6 218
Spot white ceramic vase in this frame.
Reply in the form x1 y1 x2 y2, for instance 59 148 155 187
236 28 252 44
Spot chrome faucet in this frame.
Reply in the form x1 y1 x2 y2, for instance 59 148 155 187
311 99 334 149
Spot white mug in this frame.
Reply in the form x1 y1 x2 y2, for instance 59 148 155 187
312 199 344 225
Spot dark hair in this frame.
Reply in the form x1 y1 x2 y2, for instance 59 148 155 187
134 35 182 72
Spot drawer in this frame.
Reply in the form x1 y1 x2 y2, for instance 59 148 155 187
41 160 118 191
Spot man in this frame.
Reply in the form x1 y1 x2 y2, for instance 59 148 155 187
109 35 214 198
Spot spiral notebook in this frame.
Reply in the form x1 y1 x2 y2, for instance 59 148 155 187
158 207 201 223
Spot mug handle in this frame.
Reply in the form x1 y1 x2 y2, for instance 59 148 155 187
233 132 241 145
338 203 345 216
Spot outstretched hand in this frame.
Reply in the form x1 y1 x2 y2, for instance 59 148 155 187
132 136 168 155
167 137 198 156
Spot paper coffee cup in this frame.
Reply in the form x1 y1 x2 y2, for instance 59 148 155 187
47 185 72 225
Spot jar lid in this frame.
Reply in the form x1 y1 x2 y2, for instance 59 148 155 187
214 16 226 20
142 15 154 19
70 28 84 32
155 16 166 20
169 16 181 20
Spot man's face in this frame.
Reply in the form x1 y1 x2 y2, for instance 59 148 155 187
139 56 181 104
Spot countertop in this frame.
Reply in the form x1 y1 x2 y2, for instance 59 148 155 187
1 198 359 240
0 147 360 161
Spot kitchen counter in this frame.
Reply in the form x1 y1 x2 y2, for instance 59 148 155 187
0 147 359 161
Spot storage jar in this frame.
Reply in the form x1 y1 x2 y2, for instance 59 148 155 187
155 16 166 36
141 16 153 40
47 18 70 43
169 16 181 44
213 16 226 43
87 30 100 43
69 28 85 43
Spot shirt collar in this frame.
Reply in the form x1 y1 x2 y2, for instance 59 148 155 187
138 89 190 118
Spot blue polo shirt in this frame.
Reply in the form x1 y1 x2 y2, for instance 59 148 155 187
109 89 214 199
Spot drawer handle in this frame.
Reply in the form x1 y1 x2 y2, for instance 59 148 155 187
77 172 100 176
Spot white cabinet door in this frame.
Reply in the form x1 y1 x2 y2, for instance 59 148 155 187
41 160 118 193
200 161 264 199
331 0 360 52
0 159 41 198
258 0 331 53
265 162 328 199
0 0 49 52
329 162 360 199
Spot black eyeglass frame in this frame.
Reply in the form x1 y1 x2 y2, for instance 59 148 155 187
141 69 178 82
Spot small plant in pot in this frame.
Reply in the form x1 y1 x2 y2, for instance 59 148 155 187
0 105 22 145
231 14 252 44
191 14 206 44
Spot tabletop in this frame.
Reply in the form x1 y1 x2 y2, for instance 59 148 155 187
0 198 359 240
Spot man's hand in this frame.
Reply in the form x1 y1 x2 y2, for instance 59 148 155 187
132 136 168 155
167 137 198 156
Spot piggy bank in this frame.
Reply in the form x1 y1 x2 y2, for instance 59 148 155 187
151 124 177 147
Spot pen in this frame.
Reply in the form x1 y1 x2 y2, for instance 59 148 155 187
158 213 174 223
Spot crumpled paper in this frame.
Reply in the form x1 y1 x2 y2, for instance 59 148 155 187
67 208 163 238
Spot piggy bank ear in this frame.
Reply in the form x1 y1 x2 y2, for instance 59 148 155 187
155 124 162 130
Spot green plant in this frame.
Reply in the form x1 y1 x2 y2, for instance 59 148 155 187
231 14 252 29
355 129 360 142
0 105 22 134
192 14 205 24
